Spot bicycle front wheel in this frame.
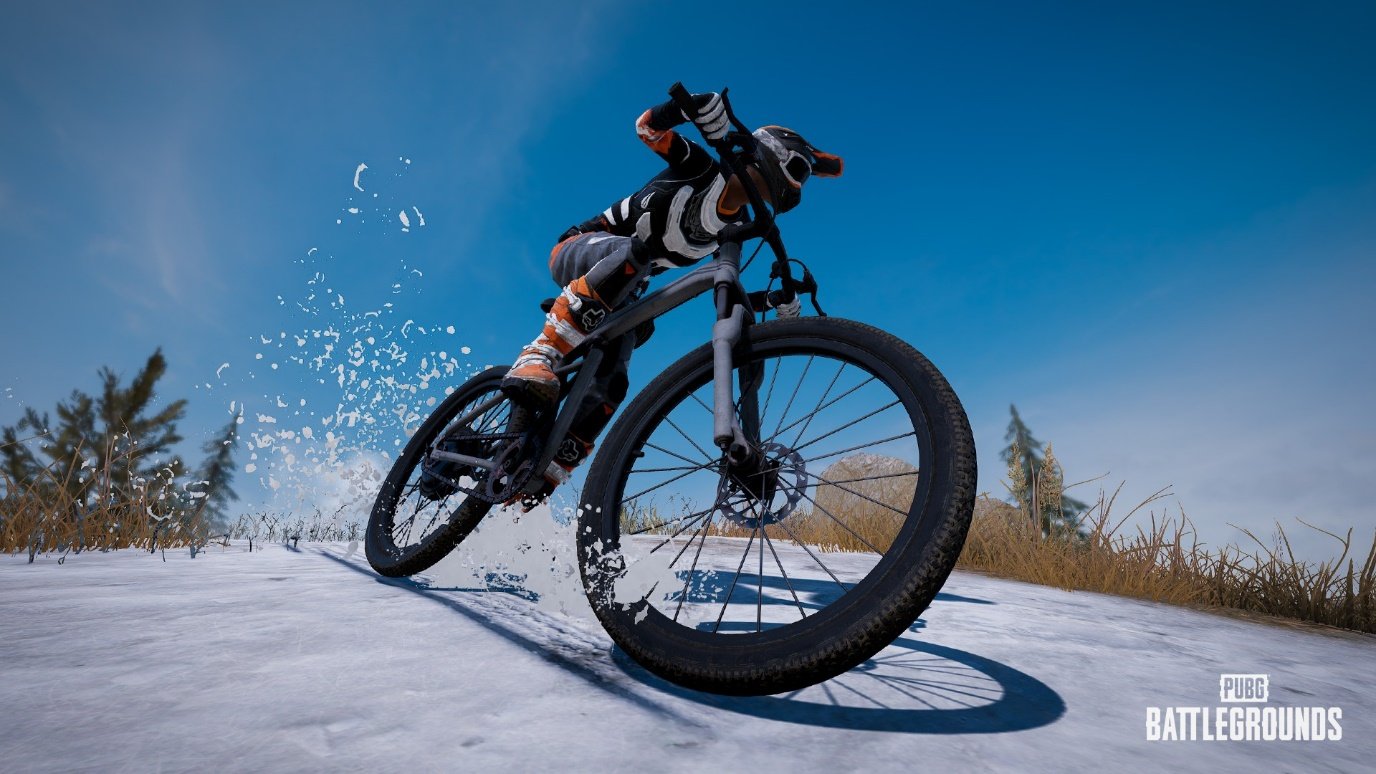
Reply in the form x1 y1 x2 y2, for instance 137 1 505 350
577 317 976 695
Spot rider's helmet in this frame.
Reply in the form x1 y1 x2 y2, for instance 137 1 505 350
750 125 844 213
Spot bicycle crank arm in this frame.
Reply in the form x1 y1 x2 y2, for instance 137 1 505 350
428 449 498 471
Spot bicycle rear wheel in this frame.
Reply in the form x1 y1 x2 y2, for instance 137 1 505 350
577 318 976 695
366 367 516 577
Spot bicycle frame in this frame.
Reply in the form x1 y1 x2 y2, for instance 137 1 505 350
427 236 761 497
510 239 760 495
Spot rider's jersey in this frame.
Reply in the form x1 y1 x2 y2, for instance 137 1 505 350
566 100 743 269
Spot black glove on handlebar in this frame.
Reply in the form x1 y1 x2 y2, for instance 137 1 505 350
649 92 727 141
685 92 728 141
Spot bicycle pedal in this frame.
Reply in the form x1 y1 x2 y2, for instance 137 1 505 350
500 376 560 409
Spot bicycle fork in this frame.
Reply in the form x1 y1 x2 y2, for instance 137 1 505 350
710 242 764 466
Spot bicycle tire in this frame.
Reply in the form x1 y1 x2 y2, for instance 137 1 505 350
366 367 511 577
577 317 976 695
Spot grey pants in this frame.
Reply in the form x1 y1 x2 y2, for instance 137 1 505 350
549 232 650 308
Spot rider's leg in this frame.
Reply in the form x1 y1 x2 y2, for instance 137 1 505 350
503 235 651 405
552 335 634 476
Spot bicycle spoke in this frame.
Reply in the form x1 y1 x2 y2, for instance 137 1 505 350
687 390 715 419
627 507 703 535
801 431 917 466
758 357 782 433
797 488 885 554
736 495 772 632
438 393 505 438
815 470 920 487
711 525 758 634
771 515 850 594
632 492 744 538
756 506 765 632
673 513 715 622
643 442 709 469
646 507 714 553
416 497 450 542
664 512 719 567
627 463 713 475
769 355 814 439
622 459 720 504
394 497 424 547
664 416 716 464
394 489 444 548
791 361 846 448
790 399 901 455
761 526 808 622
762 375 876 448
805 471 913 519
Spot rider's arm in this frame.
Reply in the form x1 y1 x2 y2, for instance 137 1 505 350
635 96 716 177
556 94 722 242
558 214 611 242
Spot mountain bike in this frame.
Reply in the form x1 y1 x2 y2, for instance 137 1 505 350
366 83 976 696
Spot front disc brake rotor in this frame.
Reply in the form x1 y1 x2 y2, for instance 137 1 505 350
717 442 807 528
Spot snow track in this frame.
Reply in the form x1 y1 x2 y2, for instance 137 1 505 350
2 543 1372 772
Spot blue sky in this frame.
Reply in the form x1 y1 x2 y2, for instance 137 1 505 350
2 1 1373 560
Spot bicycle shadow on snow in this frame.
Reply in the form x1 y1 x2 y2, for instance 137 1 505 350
321 551 1064 734
611 571 1065 733
610 634 1065 733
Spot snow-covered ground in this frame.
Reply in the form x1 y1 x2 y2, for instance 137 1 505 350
2 538 1372 773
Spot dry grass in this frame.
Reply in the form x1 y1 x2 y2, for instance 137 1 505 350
1 438 213 560
959 487 1376 634
622 453 1376 635
621 455 918 553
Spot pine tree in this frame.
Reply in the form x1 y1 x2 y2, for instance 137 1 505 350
1 422 43 496
195 415 241 529
1001 405 1088 537
94 349 187 499
0 349 188 514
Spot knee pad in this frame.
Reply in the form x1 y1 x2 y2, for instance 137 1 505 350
562 279 609 332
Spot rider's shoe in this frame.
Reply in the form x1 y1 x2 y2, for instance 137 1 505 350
502 278 609 407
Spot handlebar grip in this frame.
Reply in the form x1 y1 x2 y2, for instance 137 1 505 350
667 82 698 118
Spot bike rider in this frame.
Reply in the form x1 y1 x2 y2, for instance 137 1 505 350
501 91 843 488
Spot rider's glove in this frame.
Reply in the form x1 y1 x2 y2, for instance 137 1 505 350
768 290 802 319
685 92 728 141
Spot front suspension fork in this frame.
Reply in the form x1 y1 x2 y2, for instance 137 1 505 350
711 244 763 465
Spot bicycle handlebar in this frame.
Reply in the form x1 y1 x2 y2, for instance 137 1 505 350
667 81 802 308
